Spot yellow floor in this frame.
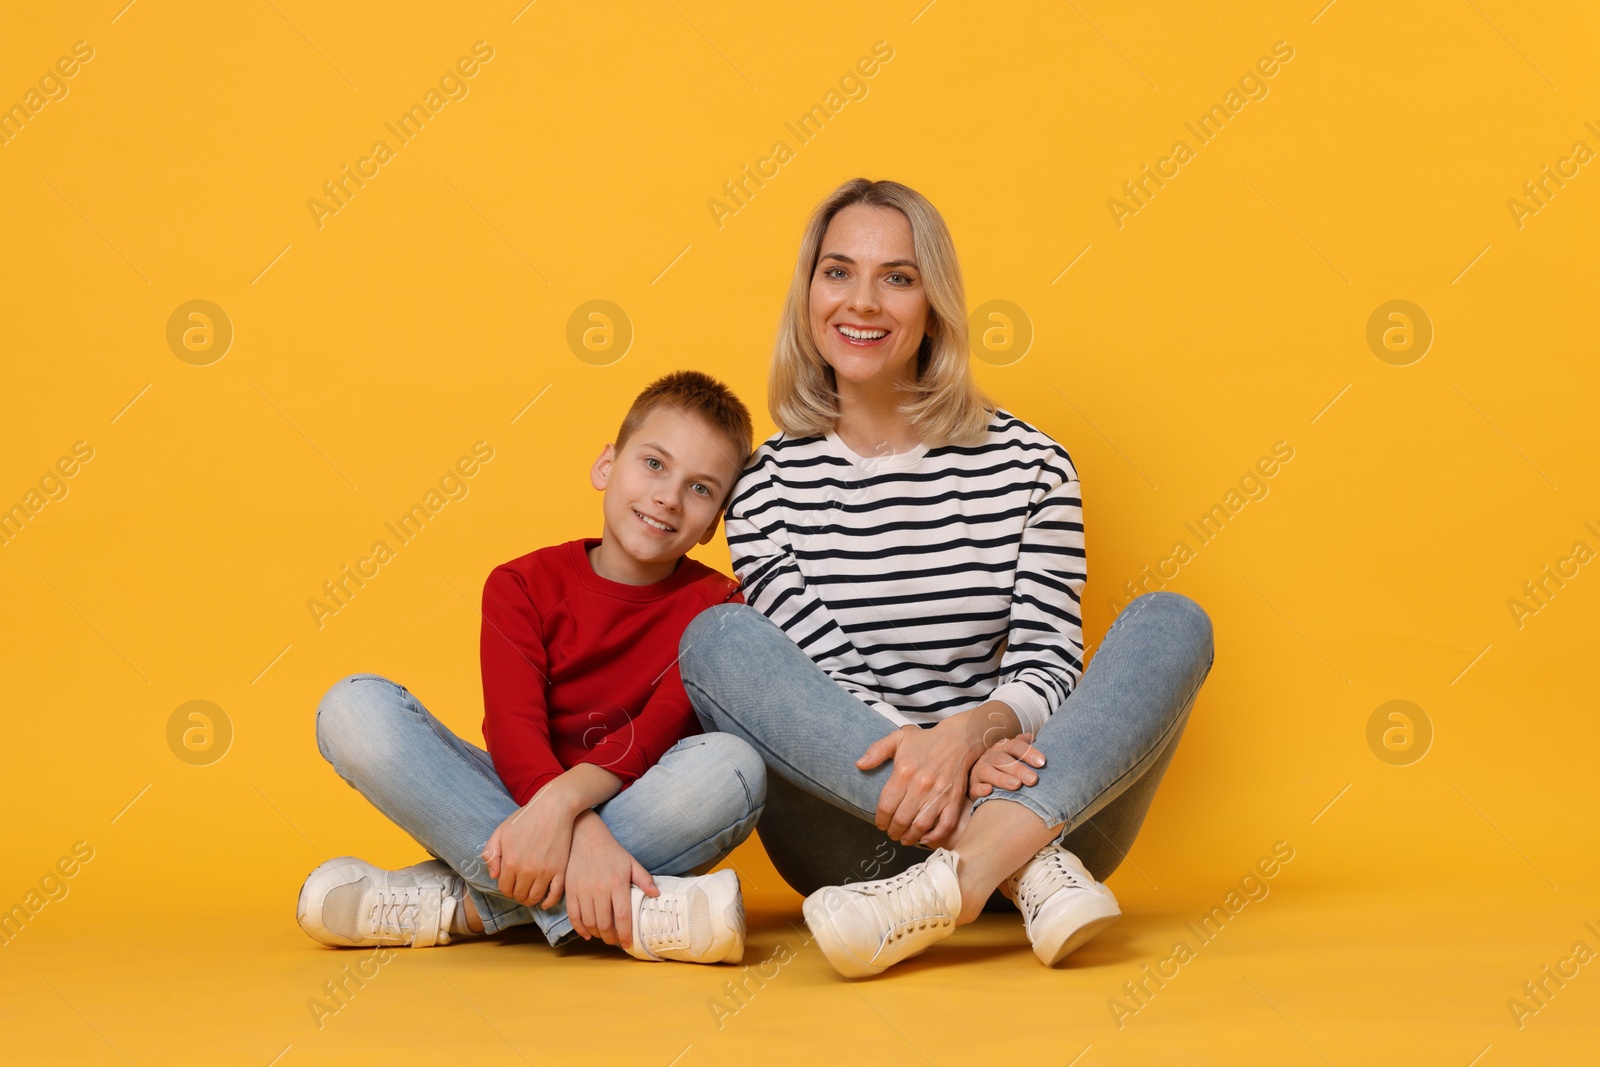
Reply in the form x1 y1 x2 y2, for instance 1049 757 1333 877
5 837 1596 1066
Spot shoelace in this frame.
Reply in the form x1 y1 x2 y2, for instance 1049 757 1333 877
1016 853 1087 919
859 864 954 944
636 892 687 951
369 884 427 941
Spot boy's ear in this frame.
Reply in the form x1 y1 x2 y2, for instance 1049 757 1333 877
696 511 723 546
590 444 615 491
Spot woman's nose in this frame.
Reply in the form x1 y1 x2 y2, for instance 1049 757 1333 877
848 280 879 313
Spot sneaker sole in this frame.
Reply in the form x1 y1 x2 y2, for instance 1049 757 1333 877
706 869 746 964
802 891 882 978
725 889 747 965
1034 896 1122 966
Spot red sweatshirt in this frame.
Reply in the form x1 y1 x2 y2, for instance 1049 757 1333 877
479 538 742 806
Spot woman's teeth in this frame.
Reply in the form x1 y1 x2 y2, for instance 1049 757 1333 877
838 325 888 341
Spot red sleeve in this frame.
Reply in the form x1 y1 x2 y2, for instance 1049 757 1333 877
571 579 741 787
479 565 566 806
574 660 699 786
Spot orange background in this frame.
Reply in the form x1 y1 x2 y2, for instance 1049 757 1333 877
2 1 1597 1063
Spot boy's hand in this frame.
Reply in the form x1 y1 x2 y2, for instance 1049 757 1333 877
968 732 1044 800
563 810 658 949
482 784 579 909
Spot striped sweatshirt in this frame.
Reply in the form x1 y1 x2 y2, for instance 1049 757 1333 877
724 409 1086 737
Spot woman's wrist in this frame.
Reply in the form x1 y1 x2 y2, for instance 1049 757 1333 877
933 706 1000 764
954 700 1022 750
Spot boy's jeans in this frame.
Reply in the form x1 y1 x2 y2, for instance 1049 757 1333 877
315 674 766 943
678 591 1214 896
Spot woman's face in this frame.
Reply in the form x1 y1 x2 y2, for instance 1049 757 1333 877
808 203 931 393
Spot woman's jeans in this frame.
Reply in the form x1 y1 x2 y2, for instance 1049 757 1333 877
315 674 767 944
678 591 1214 899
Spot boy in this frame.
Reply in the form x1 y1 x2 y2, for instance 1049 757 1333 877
297 371 763 965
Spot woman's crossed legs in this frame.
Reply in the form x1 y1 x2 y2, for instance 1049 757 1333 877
679 591 1214 971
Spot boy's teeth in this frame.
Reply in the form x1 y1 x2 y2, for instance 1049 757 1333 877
637 510 672 531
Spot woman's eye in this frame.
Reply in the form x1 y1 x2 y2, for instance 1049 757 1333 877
888 272 911 285
823 266 846 279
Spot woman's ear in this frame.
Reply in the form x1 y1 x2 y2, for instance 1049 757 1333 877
590 444 615 491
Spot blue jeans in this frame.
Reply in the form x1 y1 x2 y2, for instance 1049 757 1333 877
315 673 767 944
677 592 1213 897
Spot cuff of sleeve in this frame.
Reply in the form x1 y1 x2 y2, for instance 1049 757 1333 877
835 683 915 729
989 682 1051 737
514 770 563 808
867 699 922 729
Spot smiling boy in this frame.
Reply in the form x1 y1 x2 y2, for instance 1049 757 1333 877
298 371 765 964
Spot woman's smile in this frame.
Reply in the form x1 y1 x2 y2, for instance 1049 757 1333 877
834 323 891 346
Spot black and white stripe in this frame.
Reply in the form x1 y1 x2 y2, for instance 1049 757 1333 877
724 410 1086 735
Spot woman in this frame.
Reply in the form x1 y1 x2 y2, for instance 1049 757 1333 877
678 178 1215 978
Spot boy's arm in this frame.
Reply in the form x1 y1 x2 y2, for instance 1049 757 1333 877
479 565 567 806
480 565 653 909
543 763 624 810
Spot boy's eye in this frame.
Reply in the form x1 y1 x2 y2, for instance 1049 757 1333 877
692 483 710 496
645 457 663 470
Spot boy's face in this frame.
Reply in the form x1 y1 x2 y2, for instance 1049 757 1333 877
590 406 744 574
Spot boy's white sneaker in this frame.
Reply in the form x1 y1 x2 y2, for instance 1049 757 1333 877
623 868 745 964
1003 843 1121 966
802 848 962 978
297 856 465 948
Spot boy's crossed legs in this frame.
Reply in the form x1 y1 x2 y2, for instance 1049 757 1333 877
302 673 765 961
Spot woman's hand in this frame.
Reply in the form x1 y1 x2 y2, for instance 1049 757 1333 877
562 811 657 948
482 784 579 909
857 701 1026 847
968 732 1045 799
856 720 982 848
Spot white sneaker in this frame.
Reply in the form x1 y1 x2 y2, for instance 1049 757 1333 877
1004 844 1121 965
623 868 745 964
297 856 464 948
802 848 962 978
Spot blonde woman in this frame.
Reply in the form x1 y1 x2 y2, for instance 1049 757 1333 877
679 178 1215 977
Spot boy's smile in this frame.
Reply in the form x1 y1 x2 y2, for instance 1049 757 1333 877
589 406 745 585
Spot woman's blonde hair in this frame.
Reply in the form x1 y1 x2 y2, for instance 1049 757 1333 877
769 178 994 447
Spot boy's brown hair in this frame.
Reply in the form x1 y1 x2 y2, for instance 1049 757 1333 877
615 370 755 490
